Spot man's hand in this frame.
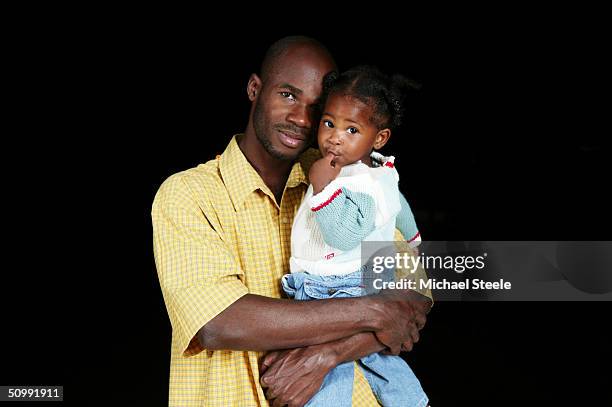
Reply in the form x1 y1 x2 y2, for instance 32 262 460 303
366 290 432 355
309 154 342 194
260 345 337 407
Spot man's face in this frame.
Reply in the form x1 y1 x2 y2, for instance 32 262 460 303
252 46 335 161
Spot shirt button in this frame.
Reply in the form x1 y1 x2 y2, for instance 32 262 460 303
281 216 290 224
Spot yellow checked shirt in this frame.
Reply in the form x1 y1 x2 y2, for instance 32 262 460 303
152 135 431 406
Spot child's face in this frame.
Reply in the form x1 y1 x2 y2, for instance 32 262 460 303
317 93 390 167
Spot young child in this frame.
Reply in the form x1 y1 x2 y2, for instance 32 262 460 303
282 66 427 407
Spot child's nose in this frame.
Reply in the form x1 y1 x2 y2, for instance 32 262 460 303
329 130 343 145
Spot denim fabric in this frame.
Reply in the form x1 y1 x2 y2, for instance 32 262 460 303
281 271 429 407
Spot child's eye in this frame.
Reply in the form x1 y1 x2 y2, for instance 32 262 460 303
322 119 334 128
280 91 296 101
347 127 358 134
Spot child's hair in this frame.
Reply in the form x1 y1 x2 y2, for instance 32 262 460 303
321 65 421 131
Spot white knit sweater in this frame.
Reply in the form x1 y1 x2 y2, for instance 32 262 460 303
290 153 403 276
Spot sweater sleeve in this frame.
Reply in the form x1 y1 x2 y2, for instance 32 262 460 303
308 180 376 252
397 191 421 247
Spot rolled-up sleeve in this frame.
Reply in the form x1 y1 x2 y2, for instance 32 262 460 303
152 174 248 356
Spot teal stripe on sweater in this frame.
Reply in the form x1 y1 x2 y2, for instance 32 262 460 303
397 191 419 241
314 187 376 251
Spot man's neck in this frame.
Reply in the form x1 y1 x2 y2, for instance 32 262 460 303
237 133 294 204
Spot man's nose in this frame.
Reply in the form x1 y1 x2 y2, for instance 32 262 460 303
286 104 311 130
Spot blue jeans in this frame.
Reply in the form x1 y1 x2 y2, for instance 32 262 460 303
281 271 429 407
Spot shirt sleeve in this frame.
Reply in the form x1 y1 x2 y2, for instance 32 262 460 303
397 191 421 248
152 173 248 357
308 179 376 252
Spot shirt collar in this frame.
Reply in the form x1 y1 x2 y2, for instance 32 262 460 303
219 135 316 211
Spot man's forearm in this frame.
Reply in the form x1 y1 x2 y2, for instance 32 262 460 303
297 289 432 366
327 332 386 365
198 294 379 352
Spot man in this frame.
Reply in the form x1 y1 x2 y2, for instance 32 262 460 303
152 36 432 406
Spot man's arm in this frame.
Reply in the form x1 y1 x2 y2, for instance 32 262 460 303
258 333 385 407
199 293 383 352
199 287 429 352
260 288 429 373
199 246 431 353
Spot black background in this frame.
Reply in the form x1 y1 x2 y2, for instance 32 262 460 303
2 8 611 406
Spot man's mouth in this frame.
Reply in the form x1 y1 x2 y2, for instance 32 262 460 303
277 130 306 149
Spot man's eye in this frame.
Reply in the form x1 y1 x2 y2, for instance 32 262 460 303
322 119 334 128
347 127 358 134
280 92 296 101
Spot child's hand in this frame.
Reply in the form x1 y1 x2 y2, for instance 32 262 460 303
309 154 342 194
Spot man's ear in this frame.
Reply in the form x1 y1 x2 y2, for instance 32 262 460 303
373 128 392 150
247 74 262 102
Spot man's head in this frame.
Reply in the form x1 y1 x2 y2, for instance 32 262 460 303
246 36 337 161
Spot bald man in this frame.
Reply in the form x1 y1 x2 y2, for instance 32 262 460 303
152 36 432 407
